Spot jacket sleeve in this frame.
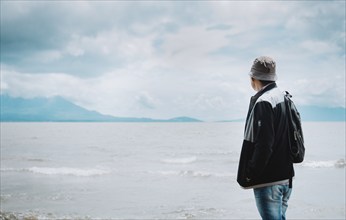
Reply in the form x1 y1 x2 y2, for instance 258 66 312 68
246 101 275 180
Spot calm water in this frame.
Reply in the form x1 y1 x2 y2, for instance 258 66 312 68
0 122 345 219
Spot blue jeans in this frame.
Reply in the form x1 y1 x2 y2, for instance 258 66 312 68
253 184 292 220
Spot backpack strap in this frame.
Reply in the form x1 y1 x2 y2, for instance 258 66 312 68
285 91 294 188
284 91 296 153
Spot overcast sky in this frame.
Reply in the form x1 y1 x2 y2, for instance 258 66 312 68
1 1 345 121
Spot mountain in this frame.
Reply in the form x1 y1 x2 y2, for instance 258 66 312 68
220 106 345 122
298 105 345 121
0 95 114 122
0 95 202 122
1 95 344 122
166 116 202 122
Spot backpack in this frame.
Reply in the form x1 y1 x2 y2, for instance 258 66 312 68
284 91 305 163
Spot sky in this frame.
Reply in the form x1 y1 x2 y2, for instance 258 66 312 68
1 1 345 121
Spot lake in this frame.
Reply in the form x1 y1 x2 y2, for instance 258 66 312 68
1 122 345 219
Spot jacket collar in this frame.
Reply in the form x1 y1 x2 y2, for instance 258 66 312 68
254 82 277 99
249 82 277 109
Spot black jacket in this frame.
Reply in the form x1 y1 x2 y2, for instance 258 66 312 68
237 83 294 188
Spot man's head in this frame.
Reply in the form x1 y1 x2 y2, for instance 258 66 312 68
249 56 277 82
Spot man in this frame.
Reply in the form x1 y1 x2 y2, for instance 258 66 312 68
237 56 294 220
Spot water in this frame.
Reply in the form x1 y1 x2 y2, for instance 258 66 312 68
0 122 345 219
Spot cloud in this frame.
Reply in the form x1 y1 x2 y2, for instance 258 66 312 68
135 92 157 110
1 1 345 120
300 40 341 55
291 76 345 108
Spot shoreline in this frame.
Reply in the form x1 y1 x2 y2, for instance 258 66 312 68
0 211 38 220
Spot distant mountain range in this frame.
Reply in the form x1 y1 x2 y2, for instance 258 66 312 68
221 106 345 122
298 105 345 121
0 95 345 122
0 95 202 122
